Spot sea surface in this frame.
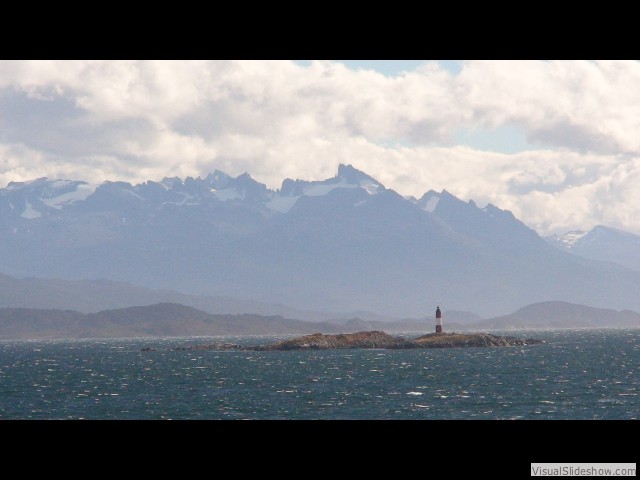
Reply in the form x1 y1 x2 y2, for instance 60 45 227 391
0 329 638 419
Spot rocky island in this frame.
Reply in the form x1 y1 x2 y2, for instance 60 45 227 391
251 331 542 351
253 331 403 350
149 330 543 352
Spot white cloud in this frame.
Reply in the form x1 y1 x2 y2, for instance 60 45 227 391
459 60 640 154
1 60 640 235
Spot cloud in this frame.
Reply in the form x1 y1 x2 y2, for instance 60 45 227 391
459 60 640 155
0 60 639 236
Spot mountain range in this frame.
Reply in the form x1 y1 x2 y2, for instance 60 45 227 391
2 164 640 318
1 301 637 339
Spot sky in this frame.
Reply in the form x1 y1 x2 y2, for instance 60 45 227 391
1 59 639 236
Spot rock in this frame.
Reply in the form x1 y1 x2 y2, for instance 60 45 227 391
149 331 543 352
407 332 542 348
250 331 543 351
253 331 404 351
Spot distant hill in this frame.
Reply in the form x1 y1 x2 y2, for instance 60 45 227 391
0 303 353 339
0 272 347 322
0 272 401 323
0 303 442 340
469 301 640 330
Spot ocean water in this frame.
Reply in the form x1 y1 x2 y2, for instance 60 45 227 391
0 329 638 419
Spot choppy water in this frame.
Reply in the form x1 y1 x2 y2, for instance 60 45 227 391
0 329 638 419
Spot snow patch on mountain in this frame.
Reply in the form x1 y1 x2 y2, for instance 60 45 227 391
300 176 378 198
40 183 97 209
302 180 349 197
264 165 385 213
266 195 299 213
360 180 381 195
415 190 442 213
552 230 588 248
162 192 198 207
423 195 440 212
21 202 41 219
210 188 243 202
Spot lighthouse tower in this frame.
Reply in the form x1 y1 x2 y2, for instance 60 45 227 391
435 306 443 333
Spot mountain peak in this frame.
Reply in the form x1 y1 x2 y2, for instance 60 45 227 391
591 225 638 239
337 164 372 182
336 164 384 194
5 177 51 190
204 170 232 190
416 190 441 212
160 176 183 189
545 224 640 271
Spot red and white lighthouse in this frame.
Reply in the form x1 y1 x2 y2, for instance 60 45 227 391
435 306 443 333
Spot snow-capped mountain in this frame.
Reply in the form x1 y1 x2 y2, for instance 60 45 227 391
2 178 96 220
1 164 383 221
3 164 640 317
546 226 640 272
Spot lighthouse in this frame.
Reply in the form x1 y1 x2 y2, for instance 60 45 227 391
435 306 443 333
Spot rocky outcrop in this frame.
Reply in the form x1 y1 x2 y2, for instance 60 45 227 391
249 331 541 351
143 331 542 352
408 332 541 348
253 331 403 350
